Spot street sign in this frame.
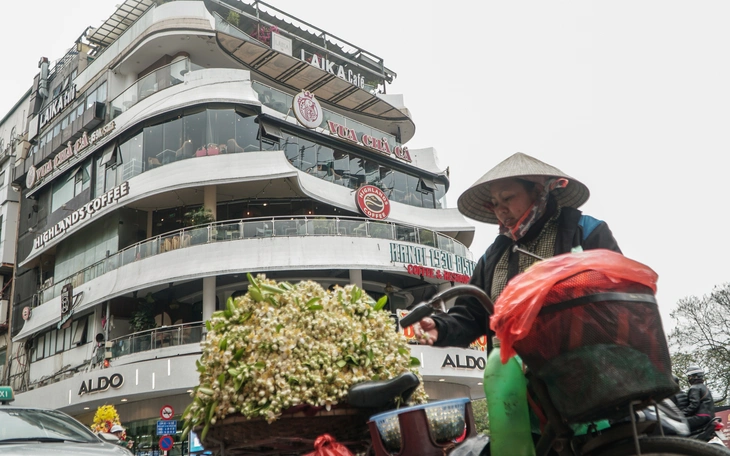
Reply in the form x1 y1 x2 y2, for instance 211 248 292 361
0 386 14 403
156 420 177 436
159 435 174 451
160 404 174 420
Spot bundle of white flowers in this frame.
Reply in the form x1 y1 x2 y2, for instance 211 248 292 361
182 274 427 441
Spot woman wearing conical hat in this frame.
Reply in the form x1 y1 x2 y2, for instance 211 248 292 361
413 152 622 349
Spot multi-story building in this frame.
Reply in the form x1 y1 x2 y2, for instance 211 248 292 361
5 0 481 453
0 92 26 385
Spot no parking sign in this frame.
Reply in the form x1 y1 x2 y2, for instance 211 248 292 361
159 435 174 451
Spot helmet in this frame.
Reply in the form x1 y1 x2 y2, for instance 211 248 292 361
110 424 124 433
686 365 705 384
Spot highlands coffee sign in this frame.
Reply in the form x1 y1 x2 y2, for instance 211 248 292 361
78 373 124 396
33 181 130 249
26 121 116 189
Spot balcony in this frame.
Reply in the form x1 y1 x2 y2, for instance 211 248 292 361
110 58 202 119
39 215 470 304
106 321 205 360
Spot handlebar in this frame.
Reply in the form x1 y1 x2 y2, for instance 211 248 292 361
399 284 495 328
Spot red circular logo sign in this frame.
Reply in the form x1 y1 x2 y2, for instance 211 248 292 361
356 185 390 220
160 405 174 420
22 306 32 321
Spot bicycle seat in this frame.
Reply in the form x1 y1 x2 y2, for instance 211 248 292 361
347 372 419 409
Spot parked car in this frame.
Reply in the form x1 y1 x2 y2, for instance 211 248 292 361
0 386 131 456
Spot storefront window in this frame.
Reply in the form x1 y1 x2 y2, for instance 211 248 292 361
234 112 259 152
118 132 144 181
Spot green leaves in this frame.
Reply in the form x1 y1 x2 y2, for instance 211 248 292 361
409 356 421 367
307 297 322 310
374 295 388 311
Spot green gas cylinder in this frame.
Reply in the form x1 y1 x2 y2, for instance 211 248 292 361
483 337 536 456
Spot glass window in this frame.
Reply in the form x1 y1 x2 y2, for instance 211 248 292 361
61 114 68 130
392 170 407 204
53 123 61 139
144 123 163 167
435 183 446 209
349 156 365 189
94 155 105 197
0 171 5 187
184 109 208 156
34 335 44 361
315 145 334 182
380 167 394 198
163 117 183 160
95 81 107 103
333 150 349 186
361 159 380 185
64 325 72 350
75 161 91 195
44 331 53 358
56 328 65 353
51 172 75 213
282 135 300 164
118 131 144 180
234 113 259 152
208 109 236 152
76 103 84 118
406 174 423 207
298 139 317 172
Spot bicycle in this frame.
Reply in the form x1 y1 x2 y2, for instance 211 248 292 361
398 283 730 456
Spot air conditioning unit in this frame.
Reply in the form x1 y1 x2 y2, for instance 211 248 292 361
0 300 8 325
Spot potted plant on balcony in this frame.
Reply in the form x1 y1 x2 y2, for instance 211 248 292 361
130 293 158 351
184 207 215 244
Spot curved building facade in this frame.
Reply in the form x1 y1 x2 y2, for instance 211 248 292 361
5 1 484 453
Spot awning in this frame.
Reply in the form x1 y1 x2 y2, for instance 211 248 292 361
87 0 155 49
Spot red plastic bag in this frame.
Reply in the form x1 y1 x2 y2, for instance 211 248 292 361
490 249 658 363
303 434 354 456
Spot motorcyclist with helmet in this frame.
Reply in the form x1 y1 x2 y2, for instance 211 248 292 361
681 366 715 432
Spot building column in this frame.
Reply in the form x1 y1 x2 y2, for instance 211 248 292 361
349 269 362 288
204 185 217 220
147 210 154 237
202 277 216 327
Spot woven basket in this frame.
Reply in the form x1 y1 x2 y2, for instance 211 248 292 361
196 405 371 455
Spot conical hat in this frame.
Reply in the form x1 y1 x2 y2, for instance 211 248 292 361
457 152 590 224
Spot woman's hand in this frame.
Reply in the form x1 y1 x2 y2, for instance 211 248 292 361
413 317 439 345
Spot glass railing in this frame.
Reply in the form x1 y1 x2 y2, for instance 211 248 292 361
109 58 202 119
106 322 205 359
252 81 400 146
40 215 470 303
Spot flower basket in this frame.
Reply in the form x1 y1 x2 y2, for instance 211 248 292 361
183 275 427 454
195 405 371 454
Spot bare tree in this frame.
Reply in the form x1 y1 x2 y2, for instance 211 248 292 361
669 283 730 403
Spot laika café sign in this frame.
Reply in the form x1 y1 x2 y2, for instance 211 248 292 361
327 120 412 163
39 85 77 130
78 373 124 396
34 181 130 249
26 121 116 189
389 242 476 279
301 51 366 89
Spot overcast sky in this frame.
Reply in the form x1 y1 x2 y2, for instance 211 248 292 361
2 1 729 331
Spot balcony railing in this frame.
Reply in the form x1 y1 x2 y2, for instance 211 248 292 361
106 322 205 360
39 215 470 304
109 58 202 119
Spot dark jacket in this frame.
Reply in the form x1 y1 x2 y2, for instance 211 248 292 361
683 383 715 418
432 206 621 349
671 390 689 410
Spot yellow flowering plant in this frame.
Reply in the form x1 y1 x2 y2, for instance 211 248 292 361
182 275 427 441
90 404 121 434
